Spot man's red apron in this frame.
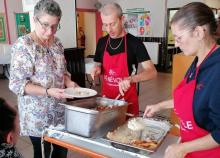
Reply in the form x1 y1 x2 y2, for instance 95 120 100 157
102 34 139 115
173 44 220 158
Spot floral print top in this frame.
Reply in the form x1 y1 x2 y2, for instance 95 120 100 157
0 143 23 158
9 35 67 137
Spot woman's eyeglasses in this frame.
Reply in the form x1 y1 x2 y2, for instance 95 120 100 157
174 29 192 43
36 18 61 32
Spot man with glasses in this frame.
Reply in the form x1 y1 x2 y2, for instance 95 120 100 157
9 0 78 158
91 2 157 116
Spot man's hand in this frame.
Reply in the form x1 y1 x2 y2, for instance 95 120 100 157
118 77 132 96
91 65 101 80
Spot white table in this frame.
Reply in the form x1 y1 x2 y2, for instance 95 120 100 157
43 129 179 158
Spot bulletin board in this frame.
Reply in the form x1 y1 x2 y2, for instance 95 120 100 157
15 13 31 37
0 13 7 43
124 11 151 37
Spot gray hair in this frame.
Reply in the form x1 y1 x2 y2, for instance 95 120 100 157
100 2 123 18
34 0 62 19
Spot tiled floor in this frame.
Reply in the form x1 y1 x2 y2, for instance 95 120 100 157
0 72 172 158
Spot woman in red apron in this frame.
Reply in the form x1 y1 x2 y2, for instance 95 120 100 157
144 2 220 158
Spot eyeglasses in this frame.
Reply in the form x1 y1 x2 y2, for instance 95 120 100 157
174 29 192 43
36 18 61 32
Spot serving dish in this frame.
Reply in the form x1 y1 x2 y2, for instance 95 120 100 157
104 117 171 154
60 97 128 137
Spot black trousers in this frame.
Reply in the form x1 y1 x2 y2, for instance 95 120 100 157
29 136 67 158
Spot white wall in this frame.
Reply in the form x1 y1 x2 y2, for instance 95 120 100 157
56 0 77 48
167 0 204 8
117 0 208 37
0 0 4 12
118 0 166 37
6 0 24 43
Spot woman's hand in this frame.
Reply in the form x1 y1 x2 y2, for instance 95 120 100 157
47 88 72 99
164 143 187 158
66 81 79 88
144 99 174 118
143 103 162 118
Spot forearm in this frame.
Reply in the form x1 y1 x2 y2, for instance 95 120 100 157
181 134 219 154
158 99 174 110
129 60 157 83
129 68 157 83
25 82 47 96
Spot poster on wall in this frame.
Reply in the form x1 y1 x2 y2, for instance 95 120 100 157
124 13 138 36
0 13 7 43
138 12 151 36
15 13 31 37
124 10 151 37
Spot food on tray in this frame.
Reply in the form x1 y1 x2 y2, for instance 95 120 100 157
107 126 158 150
131 140 158 149
128 118 145 131
106 118 171 151
94 105 118 111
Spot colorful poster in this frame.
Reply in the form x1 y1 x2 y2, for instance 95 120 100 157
15 13 31 37
124 11 151 37
0 13 7 42
138 13 151 36
124 13 138 36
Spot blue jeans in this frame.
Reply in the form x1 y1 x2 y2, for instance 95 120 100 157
29 136 67 158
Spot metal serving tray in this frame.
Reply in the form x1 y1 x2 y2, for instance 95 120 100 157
104 117 171 155
60 97 128 138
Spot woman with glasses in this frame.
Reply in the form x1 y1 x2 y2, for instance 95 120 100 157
144 2 220 158
9 0 78 158
91 2 157 116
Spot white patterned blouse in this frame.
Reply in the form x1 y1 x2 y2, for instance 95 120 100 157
9 35 67 137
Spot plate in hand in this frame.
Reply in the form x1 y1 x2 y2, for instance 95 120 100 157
64 87 97 98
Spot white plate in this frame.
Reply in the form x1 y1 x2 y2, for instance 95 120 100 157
64 87 97 98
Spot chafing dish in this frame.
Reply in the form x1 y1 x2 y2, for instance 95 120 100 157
60 97 128 137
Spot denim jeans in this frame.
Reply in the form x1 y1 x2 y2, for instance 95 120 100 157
29 136 67 158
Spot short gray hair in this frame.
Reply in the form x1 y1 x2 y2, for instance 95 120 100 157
100 2 123 18
34 0 62 19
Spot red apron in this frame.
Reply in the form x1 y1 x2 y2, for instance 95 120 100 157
173 44 220 158
102 34 139 115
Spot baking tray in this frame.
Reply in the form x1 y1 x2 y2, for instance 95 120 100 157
103 117 171 154
60 97 128 138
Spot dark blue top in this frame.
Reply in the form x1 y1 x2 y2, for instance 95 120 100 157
185 47 220 144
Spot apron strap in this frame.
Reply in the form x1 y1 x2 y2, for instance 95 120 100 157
195 44 217 78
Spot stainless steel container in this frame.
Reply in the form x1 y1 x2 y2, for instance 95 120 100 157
60 97 128 138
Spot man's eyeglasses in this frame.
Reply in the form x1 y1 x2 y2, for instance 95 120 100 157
102 20 119 31
174 29 192 43
36 18 61 32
